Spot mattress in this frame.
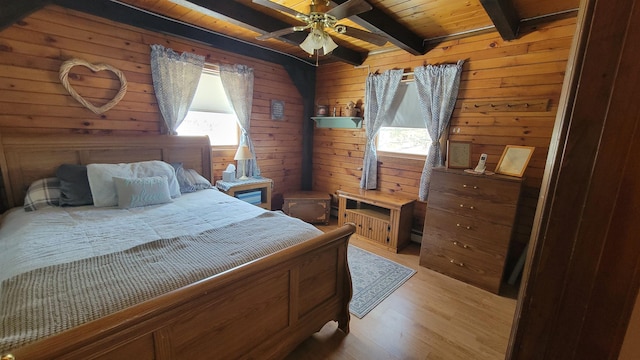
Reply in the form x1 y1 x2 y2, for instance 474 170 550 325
0 189 323 352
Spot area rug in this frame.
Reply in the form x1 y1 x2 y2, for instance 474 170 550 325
348 245 416 318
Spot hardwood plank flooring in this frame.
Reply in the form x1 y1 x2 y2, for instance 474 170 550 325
286 220 517 360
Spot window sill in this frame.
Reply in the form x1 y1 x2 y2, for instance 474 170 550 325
378 151 426 162
211 145 238 151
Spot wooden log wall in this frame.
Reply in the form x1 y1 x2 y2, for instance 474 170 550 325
314 17 577 269
0 5 305 212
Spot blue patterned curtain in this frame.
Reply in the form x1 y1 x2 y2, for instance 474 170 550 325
219 64 260 177
360 69 404 189
149 45 205 135
414 60 464 200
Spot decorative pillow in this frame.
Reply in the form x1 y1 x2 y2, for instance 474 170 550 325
173 163 213 193
183 169 213 191
56 164 93 206
113 176 172 209
171 162 192 194
23 177 61 211
87 160 181 207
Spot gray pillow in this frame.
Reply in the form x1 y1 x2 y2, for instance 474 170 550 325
172 163 213 193
113 176 172 209
56 164 93 206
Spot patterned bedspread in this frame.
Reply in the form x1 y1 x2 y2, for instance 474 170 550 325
0 192 322 353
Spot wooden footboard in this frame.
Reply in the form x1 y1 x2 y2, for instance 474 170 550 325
1 224 355 360
0 134 355 359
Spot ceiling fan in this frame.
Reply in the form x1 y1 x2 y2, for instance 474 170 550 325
252 0 387 56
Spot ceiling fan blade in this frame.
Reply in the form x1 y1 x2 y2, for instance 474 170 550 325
339 26 387 46
256 27 299 41
252 0 305 18
326 0 372 20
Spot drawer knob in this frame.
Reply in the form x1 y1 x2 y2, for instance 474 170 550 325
459 204 475 210
450 259 465 267
456 223 472 230
462 184 479 189
453 241 470 249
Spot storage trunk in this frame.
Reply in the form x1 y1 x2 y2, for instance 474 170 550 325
283 191 331 225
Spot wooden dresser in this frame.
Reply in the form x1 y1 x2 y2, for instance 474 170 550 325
337 190 415 253
419 168 523 293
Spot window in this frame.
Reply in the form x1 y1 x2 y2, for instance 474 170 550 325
176 68 239 147
377 81 431 157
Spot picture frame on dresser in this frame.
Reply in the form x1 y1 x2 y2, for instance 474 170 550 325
495 145 535 177
446 140 472 169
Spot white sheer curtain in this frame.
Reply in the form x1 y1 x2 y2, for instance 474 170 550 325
360 69 404 189
220 64 260 177
414 60 464 200
150 45 205 134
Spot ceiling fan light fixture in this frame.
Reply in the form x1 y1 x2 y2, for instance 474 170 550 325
300 28 337 55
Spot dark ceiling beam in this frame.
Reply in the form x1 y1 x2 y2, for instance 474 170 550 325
52 0 319 70
0 0 50 32
330 0 426 55
176 0 367 65
182 0 306 47
479 0 520 40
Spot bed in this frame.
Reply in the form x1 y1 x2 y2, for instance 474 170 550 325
0 134 355 360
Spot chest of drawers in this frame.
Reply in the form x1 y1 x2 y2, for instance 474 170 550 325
419 168 523 293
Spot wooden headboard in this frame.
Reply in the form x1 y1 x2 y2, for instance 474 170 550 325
0 134 212 209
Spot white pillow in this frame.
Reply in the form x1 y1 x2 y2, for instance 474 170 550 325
87 160 181 207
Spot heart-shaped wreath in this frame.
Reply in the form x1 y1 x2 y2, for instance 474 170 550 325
59 58 128 115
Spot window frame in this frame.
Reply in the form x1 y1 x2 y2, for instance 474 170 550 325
374 80 432 160
177 64 240 150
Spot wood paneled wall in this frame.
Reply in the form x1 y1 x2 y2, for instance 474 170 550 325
0 5 306 211
314 17 577 268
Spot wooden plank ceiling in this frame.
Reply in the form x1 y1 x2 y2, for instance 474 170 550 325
3 0 580 66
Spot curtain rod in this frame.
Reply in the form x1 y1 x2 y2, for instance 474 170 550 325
353 65 415 82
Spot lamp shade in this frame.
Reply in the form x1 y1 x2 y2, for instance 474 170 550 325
234 144 252 161
322 33 338 54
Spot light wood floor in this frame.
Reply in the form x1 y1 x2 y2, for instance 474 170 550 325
285 221 518 360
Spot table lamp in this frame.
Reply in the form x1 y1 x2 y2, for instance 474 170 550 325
234 144 252 180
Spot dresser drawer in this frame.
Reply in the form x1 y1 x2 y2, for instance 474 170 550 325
422 228 508 267
430 170 521 203
427 191 519 225
424 209 513 252
420 240 504 293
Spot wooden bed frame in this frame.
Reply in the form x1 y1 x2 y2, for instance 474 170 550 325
0 134 355 360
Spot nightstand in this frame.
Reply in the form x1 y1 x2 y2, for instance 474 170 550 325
215 178 272 210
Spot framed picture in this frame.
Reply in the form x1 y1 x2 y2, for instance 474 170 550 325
495 145 535 177
446 140 472 169
270 99 284 120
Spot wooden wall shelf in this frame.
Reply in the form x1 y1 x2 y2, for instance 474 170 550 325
311 117 362 129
